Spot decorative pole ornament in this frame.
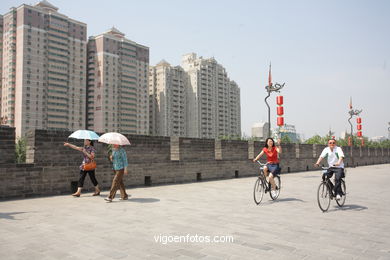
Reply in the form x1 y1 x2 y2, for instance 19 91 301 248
264 63 285 137
276 95 284 127
347 97 363 167
356 117 362 137
356 117 364 146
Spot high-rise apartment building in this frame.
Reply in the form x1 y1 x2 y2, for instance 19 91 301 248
149 60 188 137
0 0 87 137
149 53 241 139
228 80 241 136
87 27 149 134
0 15 3 123
181 53 241 139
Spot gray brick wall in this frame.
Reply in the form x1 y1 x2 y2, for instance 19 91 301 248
179 138 215 161
220 140 248 160
0 126 15 163
0 128 389 199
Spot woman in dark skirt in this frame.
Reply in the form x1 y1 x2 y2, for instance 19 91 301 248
253 138 282 197
64 139 100 197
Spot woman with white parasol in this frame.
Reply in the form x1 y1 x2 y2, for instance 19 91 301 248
64 130 101 197
98 132 131 202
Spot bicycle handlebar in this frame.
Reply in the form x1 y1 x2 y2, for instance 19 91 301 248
255 160 268 167
321 165 341 170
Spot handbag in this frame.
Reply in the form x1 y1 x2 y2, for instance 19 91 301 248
83 160 96 171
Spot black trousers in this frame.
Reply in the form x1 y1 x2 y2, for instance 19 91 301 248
325 167 345 196
78 170 98 188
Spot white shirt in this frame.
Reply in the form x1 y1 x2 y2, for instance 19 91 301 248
320 146 345 168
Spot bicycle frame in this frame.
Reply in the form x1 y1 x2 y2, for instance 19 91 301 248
321 167 345 196
321 167 335 197
317 166 346 212
253 160 281 204
256 161 271 189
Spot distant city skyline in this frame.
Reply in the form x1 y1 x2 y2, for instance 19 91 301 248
1 0 389 139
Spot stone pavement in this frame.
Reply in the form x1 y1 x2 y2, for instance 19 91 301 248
1 164 390 260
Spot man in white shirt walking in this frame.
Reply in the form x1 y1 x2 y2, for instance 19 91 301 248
314 138 345 200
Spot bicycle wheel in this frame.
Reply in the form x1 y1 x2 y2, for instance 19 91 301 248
253 177 264 205
270 176 281 200
336 179 346 207
317 182 331 212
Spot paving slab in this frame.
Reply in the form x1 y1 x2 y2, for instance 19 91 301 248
1 164 390 259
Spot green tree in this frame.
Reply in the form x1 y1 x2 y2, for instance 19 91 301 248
280 135 293 144
15 137 26 163
305 135 323 145
336 137 349 147
106 144 114 163
366 139 390 148
380 139 390 148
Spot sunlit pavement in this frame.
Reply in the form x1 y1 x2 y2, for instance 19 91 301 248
1 164 389 259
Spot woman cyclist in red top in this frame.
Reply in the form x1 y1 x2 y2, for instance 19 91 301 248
253 137 282 197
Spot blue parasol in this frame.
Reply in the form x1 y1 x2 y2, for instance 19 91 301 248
68 130 100 140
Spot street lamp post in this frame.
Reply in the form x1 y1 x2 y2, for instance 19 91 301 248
264 64 285 137
264 83 285 137
348 107 362 167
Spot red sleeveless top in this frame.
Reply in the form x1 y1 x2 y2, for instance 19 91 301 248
262 147 279 164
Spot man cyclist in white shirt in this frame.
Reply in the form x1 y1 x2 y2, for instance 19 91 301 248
314 138 345 200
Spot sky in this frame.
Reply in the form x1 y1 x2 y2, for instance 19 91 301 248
1 0 390 139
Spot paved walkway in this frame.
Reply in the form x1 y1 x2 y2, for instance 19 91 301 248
1 164 390 259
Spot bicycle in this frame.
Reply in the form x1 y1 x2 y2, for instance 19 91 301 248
253 161 281 205
317 167 346 212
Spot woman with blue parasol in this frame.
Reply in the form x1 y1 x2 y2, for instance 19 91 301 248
64 130 101 197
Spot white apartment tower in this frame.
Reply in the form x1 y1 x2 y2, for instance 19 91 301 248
181 53 241 139
87 27 149 134
0 1 87 137
149 60 188 136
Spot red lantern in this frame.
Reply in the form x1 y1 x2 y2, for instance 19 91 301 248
357 131 362 137
357 124 362 130
277 106 284 116
277 117 284 126
276 96 283 105
348 136 352 146
356 117 362 124
361 138 365 146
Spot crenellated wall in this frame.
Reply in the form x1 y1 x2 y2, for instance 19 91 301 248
0 128 389 199
0 126 16 164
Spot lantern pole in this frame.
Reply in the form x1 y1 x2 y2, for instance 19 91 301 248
264 91 271 137
264 64 285 138
265 83 284 137
348 106 362 167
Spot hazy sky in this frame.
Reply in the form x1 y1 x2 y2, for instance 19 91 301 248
2 0 389 139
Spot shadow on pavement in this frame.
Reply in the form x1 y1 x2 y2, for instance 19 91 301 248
128 198 160 203
273 198 305 203
328 204 368 212
339 204 368 211
0 212 26 220
302 176 319 178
